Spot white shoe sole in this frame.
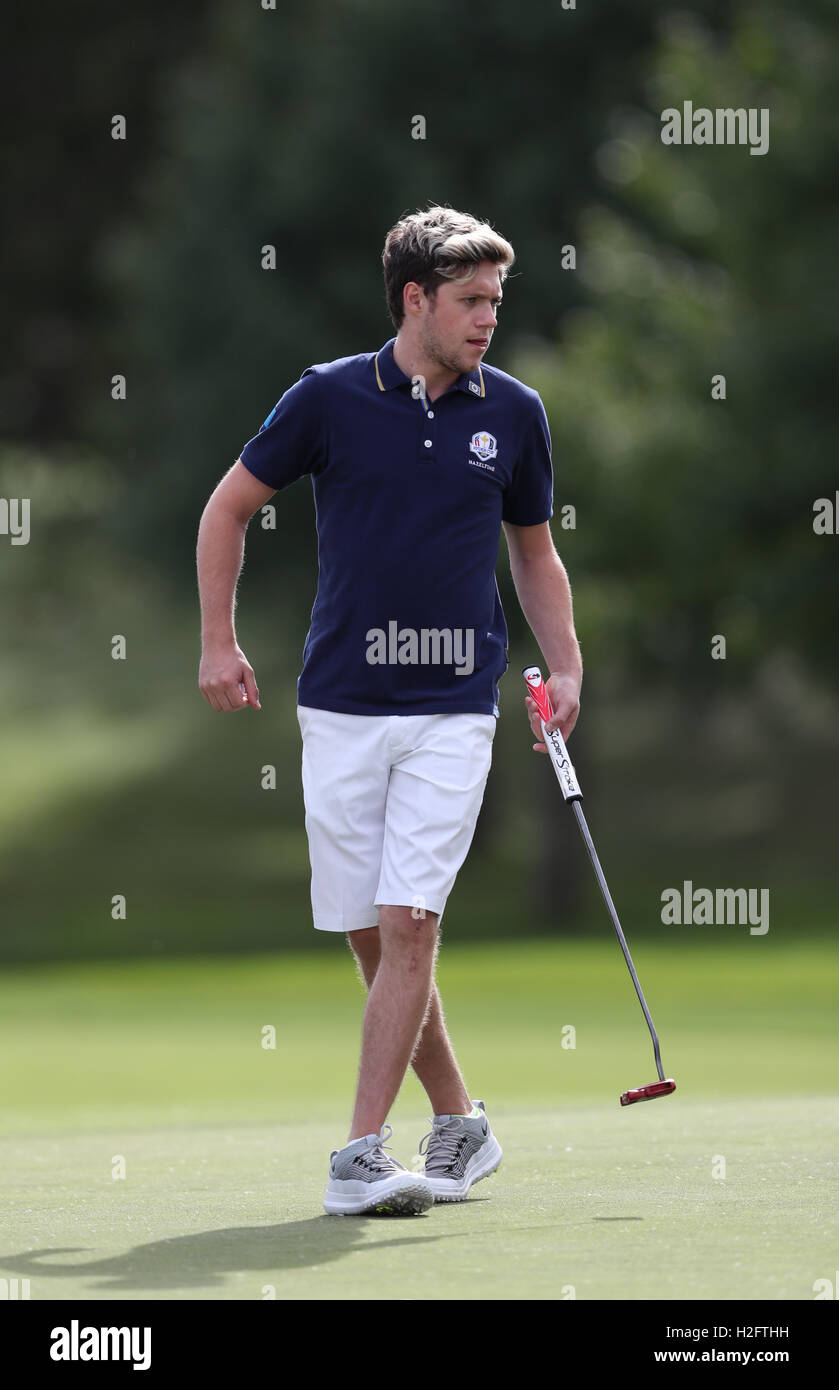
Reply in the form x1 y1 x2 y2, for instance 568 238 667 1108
424 1135 503 1203
323 1174 434 1216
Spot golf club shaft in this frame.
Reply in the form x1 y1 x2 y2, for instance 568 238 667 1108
522 665 666 1082
568 799 666 1083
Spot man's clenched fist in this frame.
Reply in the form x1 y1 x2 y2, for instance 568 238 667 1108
199 645 261 712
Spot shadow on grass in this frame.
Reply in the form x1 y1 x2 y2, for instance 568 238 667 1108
0 1215 457 1292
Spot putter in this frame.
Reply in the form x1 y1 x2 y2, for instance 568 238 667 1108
523 666 676 1107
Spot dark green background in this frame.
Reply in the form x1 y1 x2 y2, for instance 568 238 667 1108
1 0 836 961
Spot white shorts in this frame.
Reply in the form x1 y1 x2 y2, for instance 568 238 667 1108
296 706 497 932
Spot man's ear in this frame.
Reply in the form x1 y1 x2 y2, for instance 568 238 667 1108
402 281 424 318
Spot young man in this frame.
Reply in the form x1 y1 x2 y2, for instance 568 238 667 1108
197 206 582 1216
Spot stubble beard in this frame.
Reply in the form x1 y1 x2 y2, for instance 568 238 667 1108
418 318 467 379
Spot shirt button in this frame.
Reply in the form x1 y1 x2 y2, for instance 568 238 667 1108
427 410 434 419
424 439 432 448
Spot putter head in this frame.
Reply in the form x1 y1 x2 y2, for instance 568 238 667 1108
620 1079 676 1106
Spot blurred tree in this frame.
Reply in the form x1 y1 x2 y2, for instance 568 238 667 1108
0 0 209 444
511 3 839 694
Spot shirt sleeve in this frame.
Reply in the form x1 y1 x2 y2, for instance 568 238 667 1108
239 367 326 489
502 394 554 526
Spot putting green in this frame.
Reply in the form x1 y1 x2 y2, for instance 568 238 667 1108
0 940 835 1300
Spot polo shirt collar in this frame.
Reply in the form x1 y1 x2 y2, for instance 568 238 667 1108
373 337 485 399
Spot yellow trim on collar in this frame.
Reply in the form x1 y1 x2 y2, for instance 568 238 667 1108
375 347 483 397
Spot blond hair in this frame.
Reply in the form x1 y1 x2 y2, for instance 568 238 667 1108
382 205 515 328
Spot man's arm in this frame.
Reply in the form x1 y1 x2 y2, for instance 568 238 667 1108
197 459 277 712
502 519 582 750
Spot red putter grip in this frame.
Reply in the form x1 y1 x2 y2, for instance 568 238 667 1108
522 666 554 723
522 665 582 802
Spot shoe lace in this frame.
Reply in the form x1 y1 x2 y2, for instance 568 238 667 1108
417 1116 465 1172
360 1124 404 1174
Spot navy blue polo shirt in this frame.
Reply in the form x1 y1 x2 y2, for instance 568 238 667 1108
239 337 553 715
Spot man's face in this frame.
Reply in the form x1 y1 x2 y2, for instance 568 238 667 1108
415 262 503 377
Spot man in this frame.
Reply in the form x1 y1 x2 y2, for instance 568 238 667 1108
197 206 582 1216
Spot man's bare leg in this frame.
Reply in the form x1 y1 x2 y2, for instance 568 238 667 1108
348 918 471 1125
347 905 442 1141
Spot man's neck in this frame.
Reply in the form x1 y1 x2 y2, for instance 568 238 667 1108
392 335 458 403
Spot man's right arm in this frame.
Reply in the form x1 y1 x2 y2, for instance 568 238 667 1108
197 459 277 712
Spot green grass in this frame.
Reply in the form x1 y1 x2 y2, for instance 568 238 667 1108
0 939 836 1299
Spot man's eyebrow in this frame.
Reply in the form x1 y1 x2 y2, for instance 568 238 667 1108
461 290 504 300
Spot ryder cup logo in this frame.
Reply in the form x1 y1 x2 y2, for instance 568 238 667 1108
469 430 498 463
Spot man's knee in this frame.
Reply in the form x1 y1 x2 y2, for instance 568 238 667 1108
378 904 439 967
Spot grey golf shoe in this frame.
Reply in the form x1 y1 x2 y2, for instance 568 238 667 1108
418 1099 503 1202
323 1124 434 1216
